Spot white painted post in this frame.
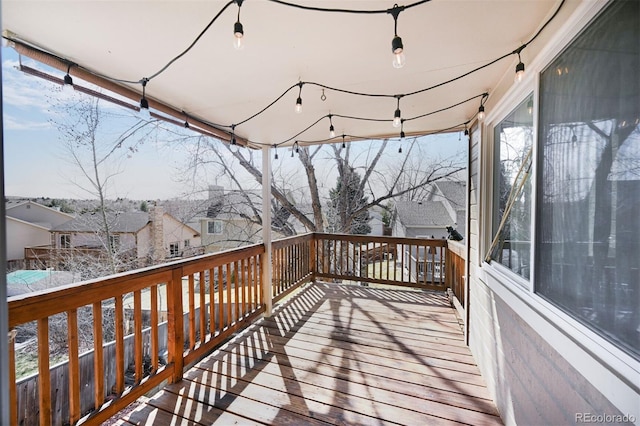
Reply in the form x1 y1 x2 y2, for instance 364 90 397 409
261 145 273 316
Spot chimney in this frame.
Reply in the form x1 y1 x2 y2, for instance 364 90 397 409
150 204 164 263
208 185 224 201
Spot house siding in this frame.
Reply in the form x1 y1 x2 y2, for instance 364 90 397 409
6 219 50 261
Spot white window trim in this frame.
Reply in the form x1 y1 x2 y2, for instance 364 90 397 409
207 220 223 235
478 0 639 418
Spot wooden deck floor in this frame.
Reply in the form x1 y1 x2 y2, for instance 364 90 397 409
114 283 502 425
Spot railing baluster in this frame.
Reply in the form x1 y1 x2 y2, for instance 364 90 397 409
235 260 241 322
133 290 143 383
188 274 195 350
240 258 247 317
247 257 254 312
92 302 104 410
217 265 224 331
150 285 159 374
37 317 51 426
67 308 81 424
199 271 206 343
208 269 215 336
226 263 232 326
114 295 125 395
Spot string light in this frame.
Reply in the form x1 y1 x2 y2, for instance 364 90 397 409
342 134 346 149
295 82 303 114
273 144 278 159
477 105 485 121
389 4 406 69
527 99 533 115
464 124 469 136
398 120 405 153
139 78 151 119
294 141 300 153
477 94 487 121
231 124 237 145
514 47 525 83
63 63 73 92
233 0 245 50
328 114 335 138
393 96 402 128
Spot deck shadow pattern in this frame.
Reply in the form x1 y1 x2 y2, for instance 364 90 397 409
116 282 502 425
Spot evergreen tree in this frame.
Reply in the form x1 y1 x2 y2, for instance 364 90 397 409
329 166 371 234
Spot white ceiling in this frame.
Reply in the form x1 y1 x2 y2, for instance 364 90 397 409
2 0 570 148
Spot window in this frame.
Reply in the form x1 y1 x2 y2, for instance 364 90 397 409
169 242 180 258
489 94 534 279
184 239 190 248
60 234 71 249
207 220 223 235
109 235 120 252
536 0 639 358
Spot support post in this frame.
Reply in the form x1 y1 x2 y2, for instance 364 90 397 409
261 146 273 316
0 41 10 426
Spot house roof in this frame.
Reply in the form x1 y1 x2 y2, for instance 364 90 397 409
51 211 150 233
1 1 573 148
434 181 466 211
394 200 453 228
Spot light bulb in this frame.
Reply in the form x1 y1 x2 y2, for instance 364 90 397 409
514 61 525 83
393 52 406 69
391 35 405 69
329 124 335 138
393 109 401 128
295 97 303 114
527 99 533 115
233 22 244 50
478 105 485 121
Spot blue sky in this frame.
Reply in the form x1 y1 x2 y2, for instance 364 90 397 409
2 46 466 201
2 47 192 200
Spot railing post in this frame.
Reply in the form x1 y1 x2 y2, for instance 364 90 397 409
261 146 273 316
167 267 184 382
310 234 317 282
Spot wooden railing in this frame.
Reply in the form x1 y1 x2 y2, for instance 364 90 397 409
8 244 265 426
314 233 448 291
8 233 464 425
271 234 314 303
446 240 466 311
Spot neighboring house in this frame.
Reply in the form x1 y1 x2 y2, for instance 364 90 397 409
198 186 263 253
198 185 296 253
5 200 75 269
425 180 466 237
392 180 467 240
392 200 453 240
39 206 201 269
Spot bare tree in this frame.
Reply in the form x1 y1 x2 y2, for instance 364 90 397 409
51 94 159 275
181 135 466 235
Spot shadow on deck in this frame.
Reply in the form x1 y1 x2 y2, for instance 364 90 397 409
113 282 502 425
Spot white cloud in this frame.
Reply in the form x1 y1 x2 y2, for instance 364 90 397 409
2 113 51 131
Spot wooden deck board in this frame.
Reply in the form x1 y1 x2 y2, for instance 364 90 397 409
117 282 502 426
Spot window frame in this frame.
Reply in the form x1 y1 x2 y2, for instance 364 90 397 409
169 242 180 258
479 0 639 414
207 220 223 235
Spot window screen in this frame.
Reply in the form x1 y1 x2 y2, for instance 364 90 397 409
536 0 639 357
